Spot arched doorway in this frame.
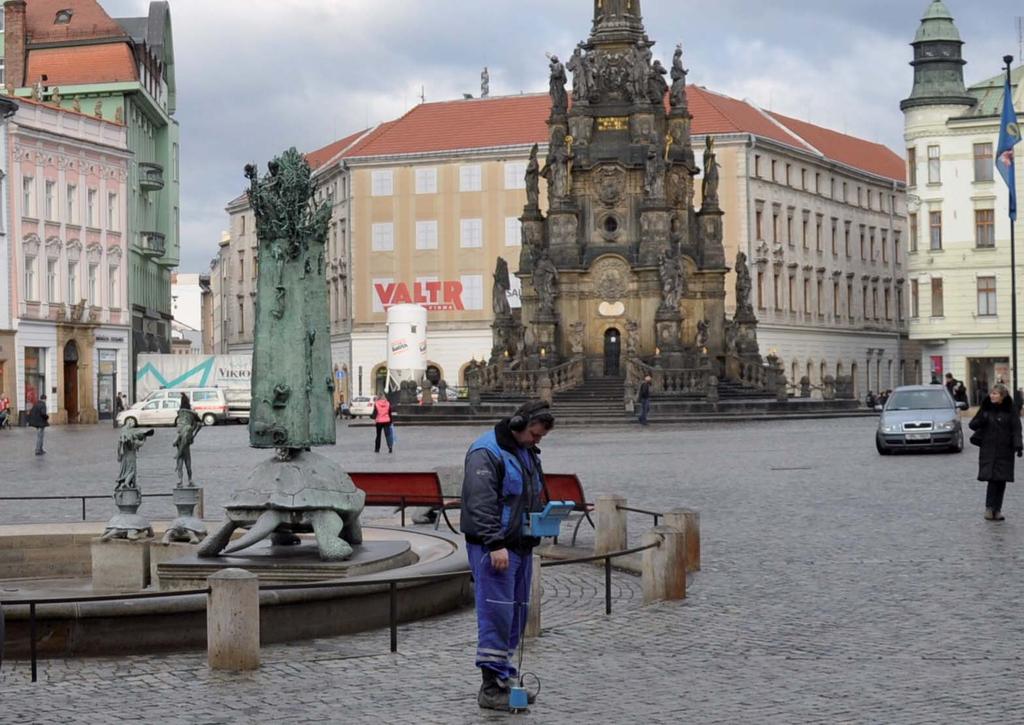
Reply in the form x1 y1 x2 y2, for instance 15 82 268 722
63 340 80 423
373 365 388 396
603 328 621 377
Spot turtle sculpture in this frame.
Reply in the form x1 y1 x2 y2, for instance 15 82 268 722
197 450 365 561
100 513 154 541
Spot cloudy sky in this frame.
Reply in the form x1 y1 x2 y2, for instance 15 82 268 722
98 0 1023 273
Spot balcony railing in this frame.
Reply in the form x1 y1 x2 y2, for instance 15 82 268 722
139 231 166 257
138 162 165 191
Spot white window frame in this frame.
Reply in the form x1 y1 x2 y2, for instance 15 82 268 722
87 189 97 227
504 162 526 190
66 184 77 223
371 169 394 197
460 274 484 310
46 259 58 302
44 180 55 220
108 266 119 307
22 176 34 217
24 256 37 300
87 263 98 306
67 260 77 302
927 145 941 184
107 192 118 231
505 217 522 247
371 222 394 252
415 220 438 250
460 218 483 248
414 167 437 194
459 165 482 192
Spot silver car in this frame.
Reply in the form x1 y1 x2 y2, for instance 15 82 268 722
117 397 181 428
875 385 968 455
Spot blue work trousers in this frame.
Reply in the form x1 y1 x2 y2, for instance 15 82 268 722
638 397 651 425
467 542 533 681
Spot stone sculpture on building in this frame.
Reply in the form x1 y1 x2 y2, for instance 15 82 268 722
548 54 568 115
701 136 720 207
533 251 559 317
670 44 689 109
525 144 541 209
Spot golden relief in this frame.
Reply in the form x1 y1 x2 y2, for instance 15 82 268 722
596 116 629 131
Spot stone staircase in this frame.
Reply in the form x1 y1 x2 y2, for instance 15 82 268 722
552 377 628 422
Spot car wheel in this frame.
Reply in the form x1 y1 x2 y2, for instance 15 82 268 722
123 416 137 428
876 434 891 455
950 430 964 453
202 413 217 426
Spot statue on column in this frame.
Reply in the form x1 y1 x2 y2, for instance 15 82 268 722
735 251 754 317
525 144 540 209
644 143 666 199
492 257 512 318
658 249 685 311
542 144 570 203
172 396 202 487
648 59 669 104
548 54 568 115
567 43 591 102
116 427 155 490
670 44 689 108
533 250 559 317
702 136 720 206
630 41 652 103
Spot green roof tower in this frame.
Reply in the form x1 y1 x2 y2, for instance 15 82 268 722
900 0 976 111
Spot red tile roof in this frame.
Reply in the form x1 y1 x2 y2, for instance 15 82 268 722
766 111 906 183
26 44 137 86
24 0 127 44
324 88 903 183
307 128 371 170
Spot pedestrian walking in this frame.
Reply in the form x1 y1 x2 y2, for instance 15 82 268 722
460 400 554 711
113 392 126 427
637 375 652 426
27 394 49 455
372 395 394 453
969 383 1022 521
0 393 10 430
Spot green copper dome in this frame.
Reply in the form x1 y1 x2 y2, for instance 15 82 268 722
914 1 962 44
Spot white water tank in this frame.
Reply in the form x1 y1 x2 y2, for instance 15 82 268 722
386 304 428 388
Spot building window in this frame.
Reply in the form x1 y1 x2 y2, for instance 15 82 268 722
66 184 77 223
788 276 795 312
757 270 765 310
927 145 940 184
975 209 995 248
896 287 903 322
801 215 809 249
907 148 917 186
977 276 997 316
87 189 97 227
842 182 848 203
771 160 777 181
974 143 994 182
24 256 37 300
816 279 823 315
929 211 942 250
815 172 821 193
785 164 792 185
909 213 918 252
67 261 77 302
869 229 876 261
415 220 438 250
815 215 823 252
786 210 794 245
831 219 838 255
459 165 482 192
931 278 944 317
108 266 118 307
238 301 244 335
44 181 55 219
23 176 34 217
881 231 888 263
107 193 118 231
504 162 526 190
54 9 73 24
371 170 393 197
894 233 901 264
844 223 851 257
833 280 840 317
884 288 891 320
861 285 867 320
24 348 45 408
755 208 764 240
800 169 807 190
237 252 244 281
911 279 919 318
88 264 97 306
773 272 781 311
847 283 854 320
47 259 58 302
772 209 780 243
460 218 483 248
754 155 761 177
859 226 866 260
505 217 522 247
371 223 395 251
415 167 437 194
460 274 484 310
803 278 811 314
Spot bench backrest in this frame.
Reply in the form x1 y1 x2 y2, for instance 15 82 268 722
542 473 587 510
349 471 445 507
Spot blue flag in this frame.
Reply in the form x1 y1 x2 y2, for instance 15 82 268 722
996 73 1021 220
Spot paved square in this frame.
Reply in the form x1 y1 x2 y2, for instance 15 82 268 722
1 416 1020 722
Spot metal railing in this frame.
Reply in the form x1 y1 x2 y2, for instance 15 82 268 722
616 505 663 527
0 539 660 684
0 493 173 522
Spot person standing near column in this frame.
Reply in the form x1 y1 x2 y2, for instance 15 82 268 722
27 394 49 455
969 383 1022 521
371 394 394 454
460 400 554 711
637 375 652 426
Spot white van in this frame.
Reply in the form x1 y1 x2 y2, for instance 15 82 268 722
141 388 229 426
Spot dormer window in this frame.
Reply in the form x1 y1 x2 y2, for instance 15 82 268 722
54 9 73 24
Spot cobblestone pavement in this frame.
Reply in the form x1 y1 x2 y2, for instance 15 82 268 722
3 417 1024 722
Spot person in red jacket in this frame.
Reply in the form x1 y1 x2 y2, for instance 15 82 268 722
372 395 394 454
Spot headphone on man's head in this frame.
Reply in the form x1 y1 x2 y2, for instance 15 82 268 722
509 400 553 432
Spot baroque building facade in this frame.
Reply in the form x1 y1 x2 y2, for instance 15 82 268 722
902 0 1022 401
4 0 180 398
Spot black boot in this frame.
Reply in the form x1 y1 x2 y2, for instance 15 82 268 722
478 668 509 711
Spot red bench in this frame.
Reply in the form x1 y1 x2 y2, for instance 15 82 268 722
348 471 460 533
541 473 595 545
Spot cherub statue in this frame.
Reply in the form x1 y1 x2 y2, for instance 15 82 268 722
116 427 155 490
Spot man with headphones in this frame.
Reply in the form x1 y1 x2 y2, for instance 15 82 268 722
461 400 555 711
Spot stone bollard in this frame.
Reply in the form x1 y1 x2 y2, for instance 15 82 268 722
525 554 542 638
662 508 701 573
207 568 260 671
641 526 686 603
594 495 627 556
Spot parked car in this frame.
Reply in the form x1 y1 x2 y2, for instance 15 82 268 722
141 387 229 426
349 396 375 418
224 388 251 424
875 385 968 455
117 397 181 428
416 386 459 403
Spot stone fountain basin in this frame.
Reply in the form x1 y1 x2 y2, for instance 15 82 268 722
0 524 471 658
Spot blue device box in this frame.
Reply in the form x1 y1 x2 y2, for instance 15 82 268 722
522 500 575 538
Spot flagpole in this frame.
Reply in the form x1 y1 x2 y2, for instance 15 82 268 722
1007 55 1020 407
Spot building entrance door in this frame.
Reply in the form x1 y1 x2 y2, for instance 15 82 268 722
603 328 621 377
64 340 80 423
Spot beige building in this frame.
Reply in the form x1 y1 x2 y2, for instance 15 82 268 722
220 89 909 399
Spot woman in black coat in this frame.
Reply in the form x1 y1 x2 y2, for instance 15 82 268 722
969 383 1023 521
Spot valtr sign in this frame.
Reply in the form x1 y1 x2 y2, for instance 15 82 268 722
374 280 464 311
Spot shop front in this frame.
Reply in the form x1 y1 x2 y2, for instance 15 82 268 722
94 329 128 422
968 357 1010 406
